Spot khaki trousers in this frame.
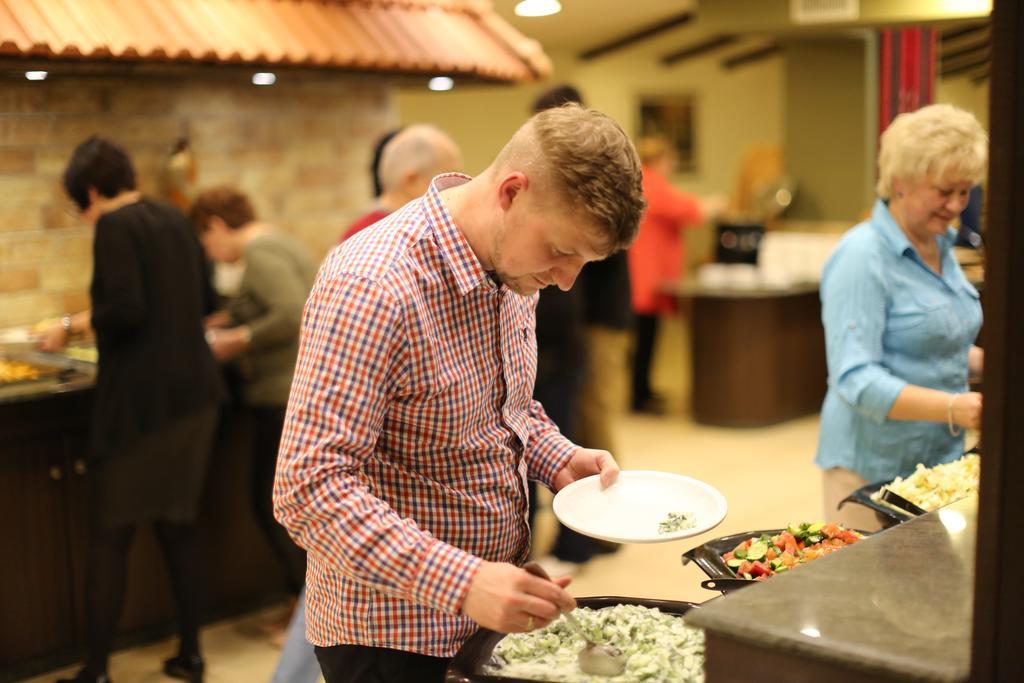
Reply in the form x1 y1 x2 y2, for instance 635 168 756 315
822 467 882 532
576 326 631 455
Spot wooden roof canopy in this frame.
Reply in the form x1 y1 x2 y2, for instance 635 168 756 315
0 0 551 81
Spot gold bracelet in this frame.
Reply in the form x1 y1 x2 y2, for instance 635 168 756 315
947 393 962 437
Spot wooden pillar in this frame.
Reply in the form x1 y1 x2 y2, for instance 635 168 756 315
971 0 1024 680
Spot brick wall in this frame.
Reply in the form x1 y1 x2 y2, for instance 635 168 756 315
0 74 396 329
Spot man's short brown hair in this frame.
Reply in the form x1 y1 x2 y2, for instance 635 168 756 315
189 185 256 232
518 103 645 251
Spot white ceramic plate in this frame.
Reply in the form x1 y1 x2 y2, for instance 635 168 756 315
552 470 728 544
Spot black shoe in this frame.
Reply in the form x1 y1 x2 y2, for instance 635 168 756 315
631 395 667 415
163 654 204 683
56 669 110 683
592 540 622 555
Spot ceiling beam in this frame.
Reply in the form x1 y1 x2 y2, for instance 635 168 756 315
942 25 991 53
941 45 991 72
941 56 991 78
579 11 694 61
721 43 783 70
942 37 991 62
940 22 989 44
660 34 737 67
969 66 990 84
942 47 992 73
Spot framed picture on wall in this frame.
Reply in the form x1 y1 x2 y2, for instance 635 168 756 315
639 95 696 172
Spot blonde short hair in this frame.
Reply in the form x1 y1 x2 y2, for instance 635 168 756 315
495 103 645 251
876 103 988 199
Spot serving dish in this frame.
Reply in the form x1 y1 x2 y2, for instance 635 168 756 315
0 356 64 386
682 528 782 593
445 597 699 683
682 525 868 593
838 447 982 528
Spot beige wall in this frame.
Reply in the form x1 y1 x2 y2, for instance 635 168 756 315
397 47 785 265
394 80 551 177
0 75 394 329
935 75 990 130
568 49 785 199
784 37 874 221
397 49 784 196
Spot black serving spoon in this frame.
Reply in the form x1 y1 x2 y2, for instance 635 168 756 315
879 488 928 516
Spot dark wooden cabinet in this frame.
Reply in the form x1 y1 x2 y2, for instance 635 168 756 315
688 287 827 426
0 390 91 677
0 433 79 669
0 389 290 681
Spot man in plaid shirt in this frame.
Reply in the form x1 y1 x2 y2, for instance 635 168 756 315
274 104 645 682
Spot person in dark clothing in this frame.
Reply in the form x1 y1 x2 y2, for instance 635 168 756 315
955 185 984 248
528 85 625 575
39 136 223 683
371 128 402 199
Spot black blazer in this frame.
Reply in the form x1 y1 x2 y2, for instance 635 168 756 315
89 198 224 457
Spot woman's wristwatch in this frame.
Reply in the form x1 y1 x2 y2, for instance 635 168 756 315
60 314 73 335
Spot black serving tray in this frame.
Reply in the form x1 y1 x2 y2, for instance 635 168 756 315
681 527 871 593
838 446 981 528
839 481 918 528
680 529 784 592
444 596 698 683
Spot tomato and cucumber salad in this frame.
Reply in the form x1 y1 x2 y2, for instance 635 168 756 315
722 522 862 580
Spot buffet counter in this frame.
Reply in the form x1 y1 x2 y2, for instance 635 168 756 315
668 280 827 426
688 496 976 682
0 359 291 680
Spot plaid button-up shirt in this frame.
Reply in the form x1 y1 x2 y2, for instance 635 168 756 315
274 174 577 657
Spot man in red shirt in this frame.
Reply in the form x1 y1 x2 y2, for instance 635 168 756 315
275 104 645 682
341 124 461 242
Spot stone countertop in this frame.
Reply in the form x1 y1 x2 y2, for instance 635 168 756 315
686 496 976 682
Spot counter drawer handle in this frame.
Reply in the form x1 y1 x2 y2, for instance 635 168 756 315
48 465 63 481
73 459 87 475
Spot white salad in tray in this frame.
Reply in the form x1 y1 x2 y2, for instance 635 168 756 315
487 603 704 682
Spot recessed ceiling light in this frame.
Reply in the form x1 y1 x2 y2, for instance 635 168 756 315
515 0 561 17
428 76 454 91
25 70 47 81
252 72 276 86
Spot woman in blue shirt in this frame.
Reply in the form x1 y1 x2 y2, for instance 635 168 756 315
817 104 986 530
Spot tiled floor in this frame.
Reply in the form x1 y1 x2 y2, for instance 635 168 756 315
29 319 825 682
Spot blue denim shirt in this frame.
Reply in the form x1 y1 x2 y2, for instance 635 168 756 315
815 199 982 483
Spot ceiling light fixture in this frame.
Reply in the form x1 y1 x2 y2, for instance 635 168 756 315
428 76 454 91
252 72 276 86
25 70 47 81
514 0 561 17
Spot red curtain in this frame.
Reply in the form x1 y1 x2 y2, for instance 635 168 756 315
879 27 937 133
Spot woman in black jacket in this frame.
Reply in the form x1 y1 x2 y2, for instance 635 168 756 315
40 136 223 683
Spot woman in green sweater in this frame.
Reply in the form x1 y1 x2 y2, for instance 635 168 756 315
190 186 316 599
